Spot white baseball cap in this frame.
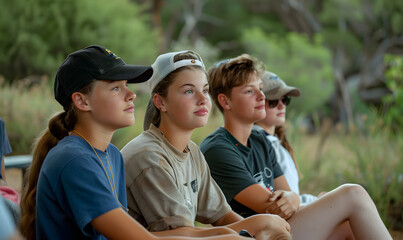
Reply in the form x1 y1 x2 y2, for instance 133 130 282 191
148 50 205 92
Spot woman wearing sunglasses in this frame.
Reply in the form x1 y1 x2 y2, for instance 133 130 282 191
254 71 356 239
200 56 392 240
254 71 319 205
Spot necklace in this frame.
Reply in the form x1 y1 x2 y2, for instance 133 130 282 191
73 130 128 212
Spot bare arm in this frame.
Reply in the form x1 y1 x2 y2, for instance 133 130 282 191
223 214 291 239
212 210 243 226
233 176 299 219
91 208 247 240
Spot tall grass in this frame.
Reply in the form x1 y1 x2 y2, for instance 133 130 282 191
1 80 402 229
0 76 60 154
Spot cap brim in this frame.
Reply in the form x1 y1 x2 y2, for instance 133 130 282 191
97 65 153 83
265 86 301 100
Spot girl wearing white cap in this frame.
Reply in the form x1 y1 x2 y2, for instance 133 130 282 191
18 45 247 240
121 50 291 240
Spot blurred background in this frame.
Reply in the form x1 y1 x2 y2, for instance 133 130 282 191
0 0 402 236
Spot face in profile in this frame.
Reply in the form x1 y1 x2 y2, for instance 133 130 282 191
87 80 136 130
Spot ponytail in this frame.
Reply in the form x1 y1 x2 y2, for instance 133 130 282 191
19 104 76 239
275 125 302 178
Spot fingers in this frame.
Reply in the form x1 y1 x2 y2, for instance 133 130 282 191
269 190 284 201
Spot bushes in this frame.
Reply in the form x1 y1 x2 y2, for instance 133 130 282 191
0 76 60 154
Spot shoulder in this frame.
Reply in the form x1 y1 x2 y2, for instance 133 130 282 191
41 136 99 178
200 127 233 152
121 130 166 160
122 131 171 177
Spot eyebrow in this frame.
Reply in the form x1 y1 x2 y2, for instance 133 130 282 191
180 83 209 88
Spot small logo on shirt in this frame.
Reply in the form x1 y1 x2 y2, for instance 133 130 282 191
191 179 198 193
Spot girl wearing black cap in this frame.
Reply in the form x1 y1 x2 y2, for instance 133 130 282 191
18 46 245 240
121 50 291 240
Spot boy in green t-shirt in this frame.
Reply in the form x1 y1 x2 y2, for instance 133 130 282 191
200 54 392 240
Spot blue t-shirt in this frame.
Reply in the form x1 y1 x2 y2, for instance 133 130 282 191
0 117 13 179
200 127 283 217
36 135 127 240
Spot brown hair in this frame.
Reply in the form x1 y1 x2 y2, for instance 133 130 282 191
208 54 265 112
19 82 94 239
275 125 301 177
144 51 205 130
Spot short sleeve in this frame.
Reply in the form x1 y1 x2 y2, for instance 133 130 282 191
128 165 194 231
203 144 256 201
0 118 12 157
193 148 231 224
57 156 122 235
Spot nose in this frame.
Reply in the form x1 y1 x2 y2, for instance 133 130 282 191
277 98 285 109
127 88 136 102
198 91 209 105
257 90 265 102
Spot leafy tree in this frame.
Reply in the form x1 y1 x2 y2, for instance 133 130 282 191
382 55 403 133
0 0 158 82
241 27 334 116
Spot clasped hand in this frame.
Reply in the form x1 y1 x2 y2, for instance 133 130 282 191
265 190 300 220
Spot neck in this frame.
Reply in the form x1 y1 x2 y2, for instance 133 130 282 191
256 123 275 135
158 122 193 152
223 114 253 147
72 124 114 151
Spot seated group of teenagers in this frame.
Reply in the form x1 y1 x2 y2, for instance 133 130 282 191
18 45 392 240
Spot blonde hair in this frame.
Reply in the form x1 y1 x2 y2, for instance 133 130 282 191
144 51 205 130
208 54 265 112
19 82 94 239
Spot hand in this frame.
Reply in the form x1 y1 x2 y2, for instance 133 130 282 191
237 214 290 240
252 214 291 240
265 190 299 220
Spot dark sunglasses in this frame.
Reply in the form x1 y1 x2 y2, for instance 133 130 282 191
267 96 291 108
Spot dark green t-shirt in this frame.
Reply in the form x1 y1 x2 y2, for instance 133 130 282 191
200 127 283 217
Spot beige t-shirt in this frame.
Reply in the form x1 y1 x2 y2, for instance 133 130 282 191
121 124 231 231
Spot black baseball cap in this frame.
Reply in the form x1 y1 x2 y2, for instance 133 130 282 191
54 45 153 107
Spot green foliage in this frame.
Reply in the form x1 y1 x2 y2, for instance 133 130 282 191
382 55 403 132
240 27 334 115
341 128 403 229
0 77 60 154
290 111 403 229
0 0 158 82
170 38 222 70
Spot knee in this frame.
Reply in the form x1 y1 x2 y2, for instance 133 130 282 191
338 184 372 208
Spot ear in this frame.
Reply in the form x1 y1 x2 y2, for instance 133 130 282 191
71 92 91 111
153 94 167 112
217 93 231 111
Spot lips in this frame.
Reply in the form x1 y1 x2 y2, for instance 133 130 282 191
124 105 135 112
194 108 209 116
256 104 265 109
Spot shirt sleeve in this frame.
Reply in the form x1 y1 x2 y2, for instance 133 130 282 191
203 144 257 202
192 147 232 224
128 165 195 231
57 156 122 235
1 119 12 156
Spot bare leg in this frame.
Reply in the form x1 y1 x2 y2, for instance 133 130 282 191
327 221 355 240
288 184 391 240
